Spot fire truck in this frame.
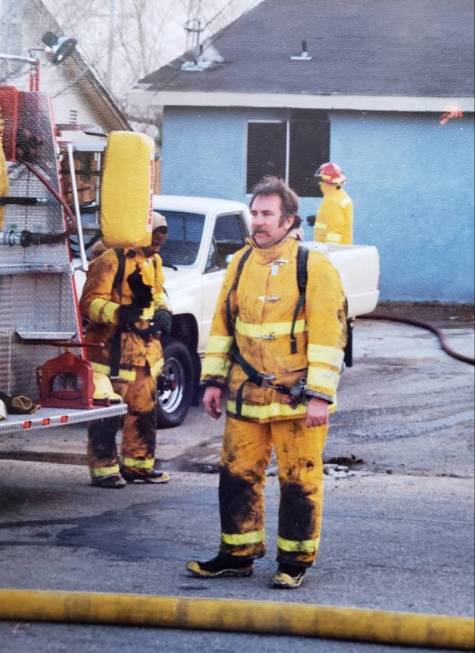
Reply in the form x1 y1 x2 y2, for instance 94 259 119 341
0 83 127 436
1 85 380 438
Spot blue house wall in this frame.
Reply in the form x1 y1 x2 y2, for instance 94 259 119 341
161 106 474 302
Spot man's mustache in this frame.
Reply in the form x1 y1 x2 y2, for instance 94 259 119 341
252 228 269 235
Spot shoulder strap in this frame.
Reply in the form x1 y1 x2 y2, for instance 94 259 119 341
109 250 127 378
225 246 252 334
112 249 126 298
290 245 309 354
296 245 308 296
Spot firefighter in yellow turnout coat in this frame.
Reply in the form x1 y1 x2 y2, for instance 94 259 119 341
80 214 172 488
314 161 353 245
187 177 346 589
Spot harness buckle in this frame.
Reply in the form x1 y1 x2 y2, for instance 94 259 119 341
259 374 276 388
287 377 308 408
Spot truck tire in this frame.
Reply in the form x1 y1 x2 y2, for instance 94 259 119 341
156 339 194 428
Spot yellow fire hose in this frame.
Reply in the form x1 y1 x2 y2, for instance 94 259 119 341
0 589 473 649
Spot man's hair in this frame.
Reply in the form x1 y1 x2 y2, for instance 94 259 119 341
250 176 299 224
249 176 299 218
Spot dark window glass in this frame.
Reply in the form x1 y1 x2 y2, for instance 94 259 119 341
246 122 286 192
155 210 205 265
205 213 248 272
289 119 330 197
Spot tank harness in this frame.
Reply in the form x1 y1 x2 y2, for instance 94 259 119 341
225 245 309 416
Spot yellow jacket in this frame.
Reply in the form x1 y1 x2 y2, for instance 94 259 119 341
201 236 347 422
80 248 169 381
314 188 353 245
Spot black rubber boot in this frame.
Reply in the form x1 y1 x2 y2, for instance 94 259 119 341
186 553 253 578
91 474 126 489
120 467 170 484
271 563 306 589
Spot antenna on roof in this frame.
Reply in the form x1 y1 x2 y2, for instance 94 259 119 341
184 17 203 64
291 40 312 61
182 0 204 71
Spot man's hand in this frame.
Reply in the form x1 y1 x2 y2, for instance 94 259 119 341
117 304 142 328
203 386 223 419
305 397 329 428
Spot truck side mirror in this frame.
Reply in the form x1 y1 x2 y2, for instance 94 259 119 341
306 215 316 227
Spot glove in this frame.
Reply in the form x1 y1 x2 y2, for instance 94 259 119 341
127 265 153 309
117 304 142 328
153 309 173 336
0 392 40 415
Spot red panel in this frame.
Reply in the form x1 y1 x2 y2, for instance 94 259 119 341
37 352 94 409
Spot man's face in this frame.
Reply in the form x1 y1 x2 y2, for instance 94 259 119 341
144 227 167 255
250 193 294 249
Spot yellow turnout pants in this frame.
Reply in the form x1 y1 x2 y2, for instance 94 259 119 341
88 365 157 480
219 416 328 567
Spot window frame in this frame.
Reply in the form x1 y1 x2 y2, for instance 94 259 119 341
245 116 330 197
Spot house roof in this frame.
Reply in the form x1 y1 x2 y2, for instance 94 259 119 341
137 0 474 111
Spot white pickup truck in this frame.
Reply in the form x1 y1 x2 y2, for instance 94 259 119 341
75 195 379 428
75 194 379 428
148 195 380 428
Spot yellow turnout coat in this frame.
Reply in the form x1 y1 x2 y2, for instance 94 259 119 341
80 248 169 381
201 235 347 422
314 187 353 245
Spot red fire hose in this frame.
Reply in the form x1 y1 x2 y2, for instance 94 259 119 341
360 312 474 365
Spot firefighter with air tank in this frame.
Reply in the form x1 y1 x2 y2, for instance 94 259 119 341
313 162 353 245
79 129 172 489
80 212 172 489
186 176 346 589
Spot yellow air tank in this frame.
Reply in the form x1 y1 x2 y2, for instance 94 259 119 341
100 131 155 249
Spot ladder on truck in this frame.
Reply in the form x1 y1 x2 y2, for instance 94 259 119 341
0 87 126 435
56 128 105 270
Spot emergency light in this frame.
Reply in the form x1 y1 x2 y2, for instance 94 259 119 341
41 32 77 65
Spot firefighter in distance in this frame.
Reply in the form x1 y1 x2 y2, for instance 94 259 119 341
313 162 353 245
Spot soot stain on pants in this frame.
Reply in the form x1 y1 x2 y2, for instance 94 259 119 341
219 465 259 533
134 409 157 456
88 416 121 460
279 481 315 541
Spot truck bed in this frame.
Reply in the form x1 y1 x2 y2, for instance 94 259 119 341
304 241 380 318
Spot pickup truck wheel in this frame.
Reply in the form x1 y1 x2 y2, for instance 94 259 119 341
156 339 194 428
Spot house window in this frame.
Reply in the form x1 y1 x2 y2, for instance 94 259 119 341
246 114 330 197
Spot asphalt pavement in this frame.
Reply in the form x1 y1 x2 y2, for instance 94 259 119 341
0 309 473 652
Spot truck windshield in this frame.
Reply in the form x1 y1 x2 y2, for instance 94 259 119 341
154 210 205 266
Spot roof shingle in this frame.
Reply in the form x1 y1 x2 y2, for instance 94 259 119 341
141 0 474 98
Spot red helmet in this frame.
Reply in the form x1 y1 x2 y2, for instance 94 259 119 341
315 162 346 185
